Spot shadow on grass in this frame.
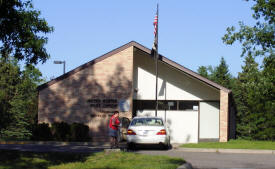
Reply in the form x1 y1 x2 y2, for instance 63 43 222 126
0 150 185 169
0 149 93 169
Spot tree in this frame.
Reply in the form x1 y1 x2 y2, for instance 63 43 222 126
211 57 232 89
197 66 209 78
233 54 260 139
197 57 233 89
0 57 43 140
222 0 274 58
255 54 275 140
223 0 275 140
0 56 21 133
0 0 53 65
0 0 50 140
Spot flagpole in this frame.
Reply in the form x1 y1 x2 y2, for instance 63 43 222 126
155 4 159 117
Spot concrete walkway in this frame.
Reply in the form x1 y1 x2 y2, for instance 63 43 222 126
0 140 110 146
0 141 127 153
0 143 106 153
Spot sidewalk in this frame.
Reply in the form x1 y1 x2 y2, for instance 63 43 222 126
0 141 128 153
0 140 109 146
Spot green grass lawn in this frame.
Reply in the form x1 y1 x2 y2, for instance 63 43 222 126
0 150 184 169
181 139 275 150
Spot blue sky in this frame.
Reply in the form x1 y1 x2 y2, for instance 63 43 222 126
33 0 256 80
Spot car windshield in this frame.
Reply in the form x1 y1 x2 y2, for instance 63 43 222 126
130 118 163 126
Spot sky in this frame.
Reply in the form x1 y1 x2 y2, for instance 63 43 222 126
33 0 257 80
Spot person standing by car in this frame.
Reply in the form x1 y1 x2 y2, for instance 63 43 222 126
108 111 120 148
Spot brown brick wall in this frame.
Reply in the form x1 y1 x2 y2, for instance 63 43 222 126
219 90 229 142
38 46 134 139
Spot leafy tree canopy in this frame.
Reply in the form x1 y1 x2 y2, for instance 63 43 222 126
0 0 53 65
233 54 261 139
197 57 233 89
197 66 209 79
197 0 275 140
0 56 43 140
222 0 274 57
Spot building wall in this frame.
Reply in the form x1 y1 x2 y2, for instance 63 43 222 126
38 46 134 139
133 48 220 101
38 44 231 143
199 102 220 140
219 90 229 142
132 48 231 143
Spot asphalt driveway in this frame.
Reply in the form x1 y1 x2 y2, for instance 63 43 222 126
138 149 275 169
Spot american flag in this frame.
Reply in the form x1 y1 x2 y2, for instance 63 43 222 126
153 12 158 36
152 4 158 54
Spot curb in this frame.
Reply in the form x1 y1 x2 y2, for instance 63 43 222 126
177 162 193 169
175 147 275 155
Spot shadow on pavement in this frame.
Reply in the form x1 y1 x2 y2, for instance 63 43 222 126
0 144 106 153
126 144 173 151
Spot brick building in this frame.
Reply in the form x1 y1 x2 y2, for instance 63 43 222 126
38 41 236 143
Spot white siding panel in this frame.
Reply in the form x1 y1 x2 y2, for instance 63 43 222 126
137 110 198 143
133 51 220 101
199 102 219 139
167 111 198 143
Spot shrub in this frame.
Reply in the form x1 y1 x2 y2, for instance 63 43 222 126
32 123 53 141
51 122 71 141
70 123 90 142
31 122 91 142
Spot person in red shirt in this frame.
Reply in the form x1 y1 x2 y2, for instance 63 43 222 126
109 111 120 148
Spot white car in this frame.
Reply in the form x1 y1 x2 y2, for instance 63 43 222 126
126 116 170 149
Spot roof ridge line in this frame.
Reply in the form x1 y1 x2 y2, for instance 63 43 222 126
38 41 231 93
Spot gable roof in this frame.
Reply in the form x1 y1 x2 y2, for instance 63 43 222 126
38 41 231 93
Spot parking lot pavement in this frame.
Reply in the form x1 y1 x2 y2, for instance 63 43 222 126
137 149 275 169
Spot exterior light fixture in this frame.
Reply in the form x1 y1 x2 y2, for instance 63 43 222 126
53 60 66 74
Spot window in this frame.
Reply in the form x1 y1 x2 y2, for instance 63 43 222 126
134 100 155 110
178 101 198 110
134 100 178 110
130 118 163 126
158 101 177 110
157 101 168 110
133 100 199 111
167 101 177 110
